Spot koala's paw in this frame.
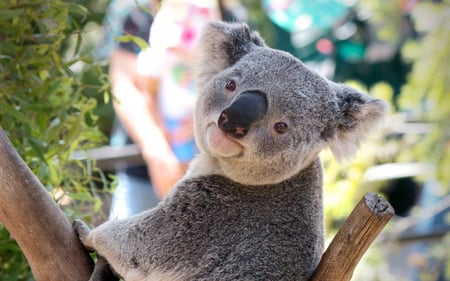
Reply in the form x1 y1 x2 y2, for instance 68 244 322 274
73 219 95 251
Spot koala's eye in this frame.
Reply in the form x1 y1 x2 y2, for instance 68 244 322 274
225 80 236 91
274 122 289 134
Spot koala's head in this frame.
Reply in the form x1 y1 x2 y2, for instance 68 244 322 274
194 21 387 185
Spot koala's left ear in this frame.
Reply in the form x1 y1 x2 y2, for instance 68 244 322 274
329 84 388 161
195 21 266 85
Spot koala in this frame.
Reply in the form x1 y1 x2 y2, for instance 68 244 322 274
74 21 387 281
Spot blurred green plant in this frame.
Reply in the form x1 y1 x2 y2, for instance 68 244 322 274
399 1 450 187
401 2 450 279
357 0 450 188
238 0 277 47
0 0 111 280
325 1 450 280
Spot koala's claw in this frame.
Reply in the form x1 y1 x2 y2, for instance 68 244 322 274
73 219 94 251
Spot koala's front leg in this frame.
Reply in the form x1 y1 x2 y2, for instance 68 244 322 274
73 219 120 281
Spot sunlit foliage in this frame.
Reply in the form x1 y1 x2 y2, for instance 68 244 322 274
0 1 111 279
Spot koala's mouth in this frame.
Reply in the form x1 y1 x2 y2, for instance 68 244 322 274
206 124 243 158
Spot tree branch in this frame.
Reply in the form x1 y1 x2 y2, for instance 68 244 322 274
0 127 94 281
310 192 395 281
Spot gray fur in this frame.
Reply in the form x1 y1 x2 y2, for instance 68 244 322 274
74 21 387 281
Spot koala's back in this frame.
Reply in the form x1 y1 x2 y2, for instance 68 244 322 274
93 160 324 281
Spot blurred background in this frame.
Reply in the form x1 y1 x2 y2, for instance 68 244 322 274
0 0 449 280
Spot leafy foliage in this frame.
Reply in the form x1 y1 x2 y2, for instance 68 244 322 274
335 1 450 280
238 0 277 47
0 0 111 279
399 1 450 186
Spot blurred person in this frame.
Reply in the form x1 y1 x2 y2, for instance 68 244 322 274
104 0 245 219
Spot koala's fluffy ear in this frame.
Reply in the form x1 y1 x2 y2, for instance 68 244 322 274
329 84 388 161
196 21 266 85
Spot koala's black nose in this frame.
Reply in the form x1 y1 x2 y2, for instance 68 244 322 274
218 91 267 139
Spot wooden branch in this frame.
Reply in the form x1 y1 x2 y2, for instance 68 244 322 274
310 192 395 281
0 127 94 281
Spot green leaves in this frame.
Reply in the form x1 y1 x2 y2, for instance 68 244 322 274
115 34 150 50
0 0 111 279
399 1 450 185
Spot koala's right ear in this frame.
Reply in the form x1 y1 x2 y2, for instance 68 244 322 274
196 21 266 85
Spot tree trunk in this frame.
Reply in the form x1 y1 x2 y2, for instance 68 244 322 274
0 127 94 281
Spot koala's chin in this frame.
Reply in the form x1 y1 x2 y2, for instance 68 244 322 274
205 124 243 158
